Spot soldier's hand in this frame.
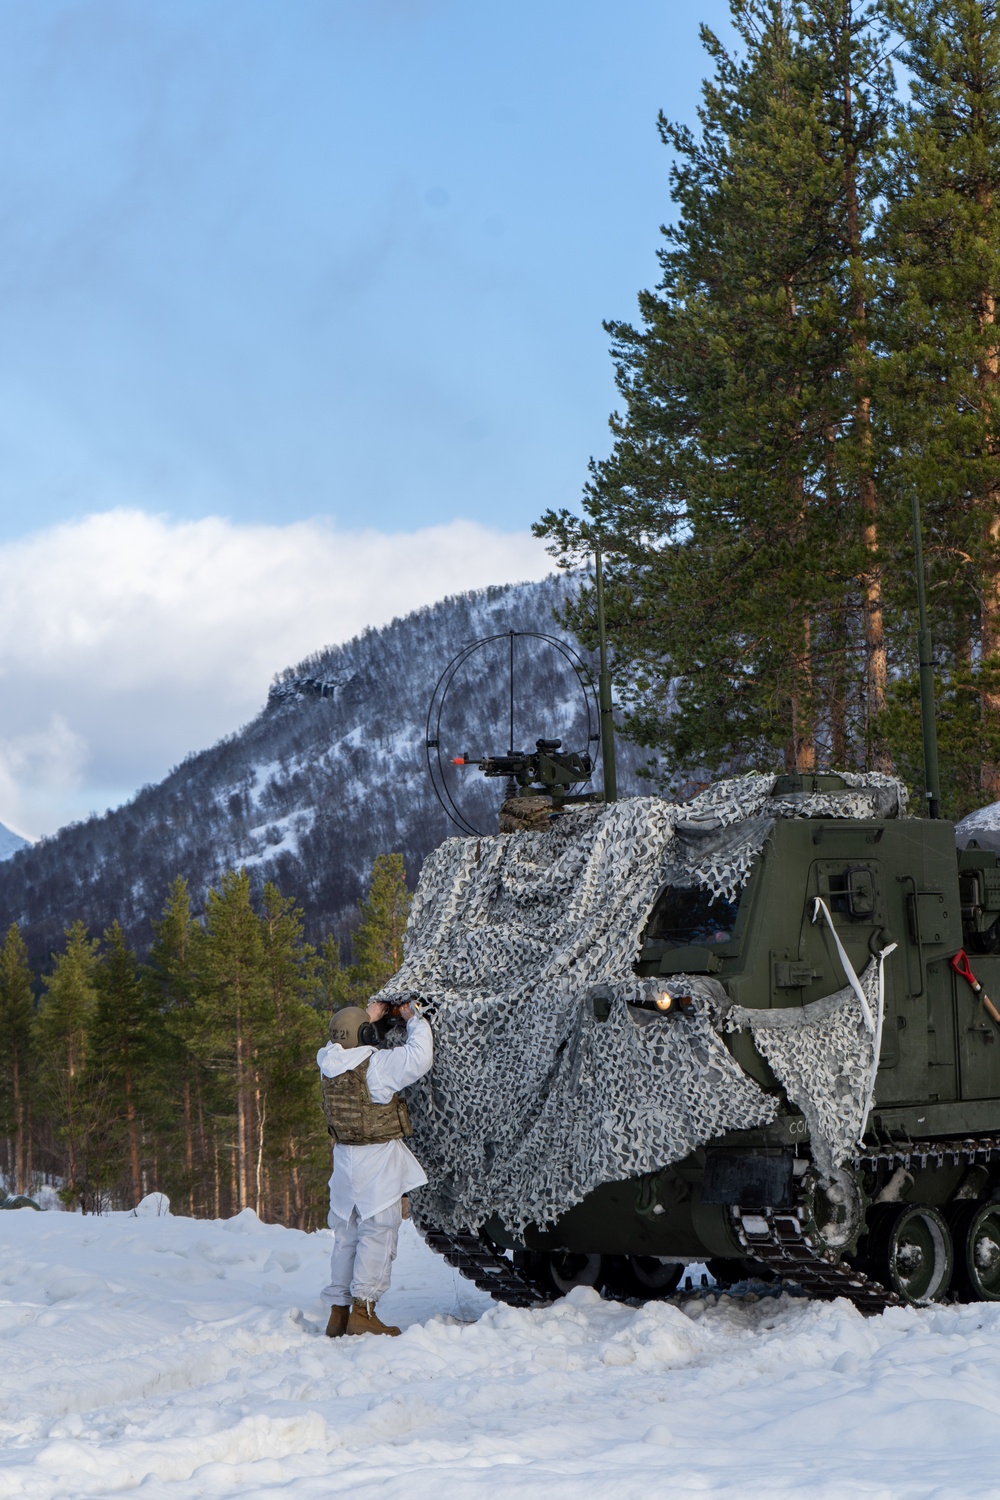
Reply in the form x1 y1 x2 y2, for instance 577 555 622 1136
398 1001 415 1021
367 1000 387 1022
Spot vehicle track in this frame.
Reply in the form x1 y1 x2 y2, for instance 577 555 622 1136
425 1134 1000 1313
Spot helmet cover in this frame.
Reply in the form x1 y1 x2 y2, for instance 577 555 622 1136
328 1006 370 1049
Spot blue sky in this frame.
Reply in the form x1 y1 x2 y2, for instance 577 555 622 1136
0 0 734 536
0 0 736 834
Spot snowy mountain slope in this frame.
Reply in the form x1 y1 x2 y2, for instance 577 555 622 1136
0 575 650 963
0 821 29 861
1 1203 998 1499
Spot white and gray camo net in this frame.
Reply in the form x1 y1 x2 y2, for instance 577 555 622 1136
372 771 906 1234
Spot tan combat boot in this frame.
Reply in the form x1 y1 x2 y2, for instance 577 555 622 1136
347 1297 401 1336
325 1304 350 1338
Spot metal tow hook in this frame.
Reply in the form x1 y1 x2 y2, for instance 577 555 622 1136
950 949 1000 1026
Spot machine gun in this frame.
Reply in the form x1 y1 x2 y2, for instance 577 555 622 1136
451 738 594 805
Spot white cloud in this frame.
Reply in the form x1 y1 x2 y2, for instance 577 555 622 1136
0 716 88 838
0 509 552 837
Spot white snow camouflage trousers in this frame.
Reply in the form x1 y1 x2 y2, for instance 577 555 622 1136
322 1200 402 1305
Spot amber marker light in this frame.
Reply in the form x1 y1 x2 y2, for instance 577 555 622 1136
654 992 673 1011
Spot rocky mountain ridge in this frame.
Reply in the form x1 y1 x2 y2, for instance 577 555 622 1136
0 574 648 965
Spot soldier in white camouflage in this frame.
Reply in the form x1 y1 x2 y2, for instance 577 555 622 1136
317 999 433 1336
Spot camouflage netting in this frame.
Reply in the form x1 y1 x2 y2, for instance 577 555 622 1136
374 772 907 1235
726 958 884 1180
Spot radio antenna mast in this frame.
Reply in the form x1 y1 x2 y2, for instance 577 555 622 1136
595 545 618 804
911 495 941 819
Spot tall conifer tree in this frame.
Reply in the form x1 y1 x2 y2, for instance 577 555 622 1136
350 854 412 993
89 922 157 1205
537 1 893 778
879 0 1000 810
147 877 206 1213
0 925 34 1195
195 870 267 1212
325 854 413 1008
34 922 100 1207
257 882 324 1224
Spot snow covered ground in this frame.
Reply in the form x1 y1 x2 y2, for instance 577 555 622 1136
2 1203 1000 1499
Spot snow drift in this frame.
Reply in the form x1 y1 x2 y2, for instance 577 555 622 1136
1 1202 999 1497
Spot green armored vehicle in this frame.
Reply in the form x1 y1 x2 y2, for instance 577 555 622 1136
375 768 1000 1310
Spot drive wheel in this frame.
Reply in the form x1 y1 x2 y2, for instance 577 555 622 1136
864 1203 953 1304
949 1201 1000 1302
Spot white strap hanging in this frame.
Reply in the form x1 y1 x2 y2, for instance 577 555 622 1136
811 896 897 1143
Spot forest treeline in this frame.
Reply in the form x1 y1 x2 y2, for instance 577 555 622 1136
0 855 411 1225
539 0 1000 818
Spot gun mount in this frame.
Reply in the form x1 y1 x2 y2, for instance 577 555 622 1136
426 631 602 836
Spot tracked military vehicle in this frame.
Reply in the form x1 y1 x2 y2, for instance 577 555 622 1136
391 528 1000 1310
371 767 1000 1311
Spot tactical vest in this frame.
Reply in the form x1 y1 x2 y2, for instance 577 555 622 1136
320 1058 413 1145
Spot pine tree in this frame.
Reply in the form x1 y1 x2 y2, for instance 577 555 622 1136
879 0 1000 811
318 933 349 1011
536 1 894 779
809 0 895 760
146 877 206 1214
349 854 412 994
257 882 325 1225
195 870 268 1213
33 922 100 1208
0 925 34 1195
88 922 157 1206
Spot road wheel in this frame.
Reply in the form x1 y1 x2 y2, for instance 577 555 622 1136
625 1256 684 1296
546 1252 604 1296
864 1203 952 1304
517 1251 606 1298
949 1200 1000 1301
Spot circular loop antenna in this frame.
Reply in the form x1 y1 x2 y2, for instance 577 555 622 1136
425 630 599 836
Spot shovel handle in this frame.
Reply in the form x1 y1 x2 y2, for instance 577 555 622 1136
984 994 1000 1026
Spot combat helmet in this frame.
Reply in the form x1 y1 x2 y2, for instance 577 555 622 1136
328 1006 369 1049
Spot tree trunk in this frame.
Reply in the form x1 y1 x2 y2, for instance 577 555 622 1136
976 184 1000 795
235 1005 248 1210
830 610 849 768
12 1052 24 1195
183 1074 195 1217
254 1081 266 1220
196 1076 210 1217
24 1091 32 1198
66 1038 79 1200
823 420 849 767
788 614 817 772
288 1136 301 1229
841 25 888 769
125 1066 141 1205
